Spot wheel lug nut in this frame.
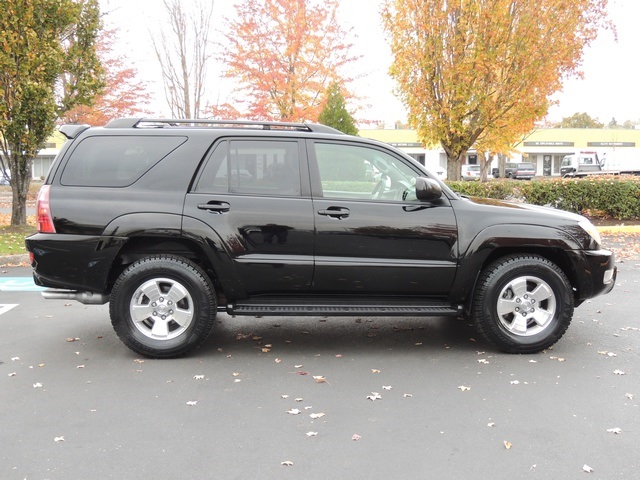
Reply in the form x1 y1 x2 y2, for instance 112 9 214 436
515 307 520 312
516 298 521 303
159 297 164 302
161 315 166 320
152 311 157 316
521 312 527 317
152 302 157 307
530 308 535 312
524 294 528 299
168 300 173 306
169 310 174 315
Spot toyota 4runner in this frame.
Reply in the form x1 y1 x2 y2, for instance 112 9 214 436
26 118 616 358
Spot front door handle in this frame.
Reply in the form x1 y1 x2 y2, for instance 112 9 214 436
197 201 230 213
318 206 350 219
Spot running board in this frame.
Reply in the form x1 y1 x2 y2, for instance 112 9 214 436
226 299 462 317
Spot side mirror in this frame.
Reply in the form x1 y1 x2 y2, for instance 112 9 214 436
415 176 442 201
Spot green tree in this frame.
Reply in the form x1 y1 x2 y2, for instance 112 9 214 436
382 0 610 180
318 82 358 135
0 0 104 225
556 112 604 128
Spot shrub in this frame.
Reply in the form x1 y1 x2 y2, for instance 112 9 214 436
445 176 640 220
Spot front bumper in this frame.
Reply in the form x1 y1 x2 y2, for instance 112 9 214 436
571 249 616 303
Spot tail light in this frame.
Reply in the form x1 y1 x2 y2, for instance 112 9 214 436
36 185 56 233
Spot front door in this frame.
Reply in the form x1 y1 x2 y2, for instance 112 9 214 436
308 140 458 296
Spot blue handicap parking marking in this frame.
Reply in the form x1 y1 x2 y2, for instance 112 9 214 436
0 277 46 292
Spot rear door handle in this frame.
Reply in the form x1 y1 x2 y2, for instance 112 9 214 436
197 201 230 213
318 207 350 219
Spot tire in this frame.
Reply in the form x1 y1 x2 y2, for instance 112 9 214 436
472 255 574 353
109 255 217 358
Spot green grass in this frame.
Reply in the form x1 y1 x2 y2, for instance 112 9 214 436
0 224 37 255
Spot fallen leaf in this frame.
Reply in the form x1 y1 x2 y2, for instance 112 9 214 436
232 372 240 377
281 461 293 467
287 409 301 415
11 357 19 361
295 398 303 402
382 385 392 390
529 359 538 363
274 358 282 363
294 364 303 368
296 371 309 376
583 464 594 473
607 427 622 434
458 385 471 391
313 376 327 383
8 372 16 377
133 359 144 364
306 431 318 437
186 401 198 406
367 392 382 401
510 380 520 385
625 393 634 400
54 436 65 443
614 369 626 375
371 369 381 373
193 375 204 380
309 412 325 419
335 354 342 358
477 359 489 364
504 440 512 450
66 338 80 342
403 393 413 398
33 382 43 388
351 434 362 441
487 422 495 427
261 347 271 353
76 365 85 369
281 395 289 399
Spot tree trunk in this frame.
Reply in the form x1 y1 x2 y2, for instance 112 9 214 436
446 152 464 181
9 154 32 226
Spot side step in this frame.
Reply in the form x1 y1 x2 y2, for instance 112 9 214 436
226 298 462 317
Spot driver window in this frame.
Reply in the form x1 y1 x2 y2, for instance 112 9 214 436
314 142 418 201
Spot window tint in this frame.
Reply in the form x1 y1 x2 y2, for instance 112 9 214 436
195 140 300 196
314 143 418 201
61 136 186 187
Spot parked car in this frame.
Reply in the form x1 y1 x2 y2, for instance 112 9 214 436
26 118 616 358
493 162 536 179
461 164 481 180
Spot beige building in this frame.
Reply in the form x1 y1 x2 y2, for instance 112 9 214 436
359 127 640 177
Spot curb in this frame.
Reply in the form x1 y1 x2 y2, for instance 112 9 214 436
0 253 29 267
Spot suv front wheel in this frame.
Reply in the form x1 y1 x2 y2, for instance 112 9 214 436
472 255 574 353
110 255 217 358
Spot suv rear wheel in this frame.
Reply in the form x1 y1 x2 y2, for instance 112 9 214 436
472 255 574 353
110 255 217 358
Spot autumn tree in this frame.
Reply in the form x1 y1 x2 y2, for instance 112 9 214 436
62 29 151 125
556 112 604 128
221 0 357 122
318 82 358 135
382 0 610 180
0 0 104 225
152 0 214 118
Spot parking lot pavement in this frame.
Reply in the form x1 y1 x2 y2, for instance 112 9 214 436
1 264 639 479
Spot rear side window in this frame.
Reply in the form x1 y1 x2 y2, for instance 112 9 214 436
195 139 301 196
61 136 186 187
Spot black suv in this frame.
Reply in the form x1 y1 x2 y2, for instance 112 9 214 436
26 118 616 358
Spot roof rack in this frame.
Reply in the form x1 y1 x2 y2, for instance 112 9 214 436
104 117 344 135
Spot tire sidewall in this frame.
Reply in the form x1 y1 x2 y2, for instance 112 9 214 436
110 256 216 358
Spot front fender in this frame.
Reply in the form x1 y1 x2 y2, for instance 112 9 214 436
449 224 583 304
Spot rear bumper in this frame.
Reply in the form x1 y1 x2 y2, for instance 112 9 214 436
25 233 127 293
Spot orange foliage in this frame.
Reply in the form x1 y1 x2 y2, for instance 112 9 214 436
382 0 611 180
219 0 357 122
62 29 151 126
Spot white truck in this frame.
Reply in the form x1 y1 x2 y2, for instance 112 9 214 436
559 151 640 177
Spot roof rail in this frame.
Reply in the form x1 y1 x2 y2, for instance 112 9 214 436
104 117 345 134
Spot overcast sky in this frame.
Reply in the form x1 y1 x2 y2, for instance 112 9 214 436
102 0 640 127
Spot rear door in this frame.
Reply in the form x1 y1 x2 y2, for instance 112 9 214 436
308 140 458 295
183 138 315 297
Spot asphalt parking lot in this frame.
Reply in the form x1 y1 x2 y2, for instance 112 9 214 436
1 263 638 480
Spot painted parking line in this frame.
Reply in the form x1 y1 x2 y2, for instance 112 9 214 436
0 277 46 292
0 304 18 315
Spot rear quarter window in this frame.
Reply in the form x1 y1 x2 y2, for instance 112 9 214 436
60 136 187 187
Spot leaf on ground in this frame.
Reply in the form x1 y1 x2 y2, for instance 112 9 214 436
287 409 301 415
503 440 512 450
403 393 413 398
8 372 16 377
309 412 325 419
625 393 634 400
606 428 622 434
193 375 204 380
306 431 318 437
66 337 80 342
33 382 43 388
54 436 65 443
351 433 362 441
281 395 289 399
510 380 520 385
382 385 392 390
281 461 293 466
614 369 626 375
313 375 327 383
371 369 381 373
367 392 382 401
458 385 471 391
583 464 594 473
11 356 19 361
186 401 198 406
